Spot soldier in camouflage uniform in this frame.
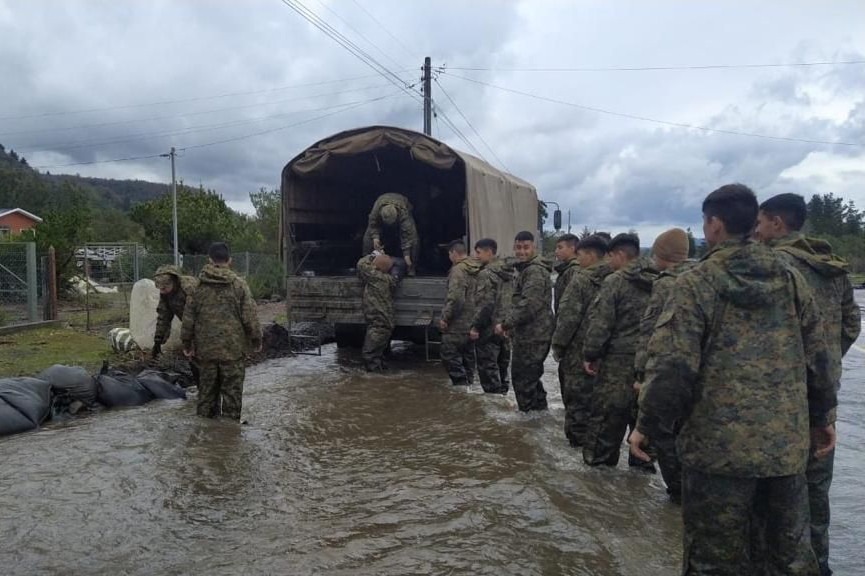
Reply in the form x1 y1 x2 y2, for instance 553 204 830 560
357 253 400 372
152 265 198 358
631 228 693 501
553 233 580 312
469 238 514 394
362 192 420 275
439 240 481 386
496 231 553 412
756 193 861 576
581 233 657 467
551 235 612 447
632 184 836 576
181 243 262 421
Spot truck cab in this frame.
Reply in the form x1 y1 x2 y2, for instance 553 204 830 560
281 125 539 347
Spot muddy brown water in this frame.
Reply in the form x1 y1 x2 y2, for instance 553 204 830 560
1 296 863 575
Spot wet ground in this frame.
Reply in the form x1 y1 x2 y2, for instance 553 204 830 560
1 295 863 575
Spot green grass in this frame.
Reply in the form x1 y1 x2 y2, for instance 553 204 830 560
850 274 865 286
0 326 112 377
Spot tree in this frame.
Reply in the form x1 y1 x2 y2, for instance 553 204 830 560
249 188 280 254
579 226 593 240
686 227 697 258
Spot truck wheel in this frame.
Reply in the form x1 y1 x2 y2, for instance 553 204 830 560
334 323 366 348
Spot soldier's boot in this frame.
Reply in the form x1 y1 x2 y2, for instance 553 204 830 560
220 362 246 421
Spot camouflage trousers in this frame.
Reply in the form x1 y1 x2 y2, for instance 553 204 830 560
440 333 476 386
476 334 509 393
682 468 818 576
498 338 511 387
510 336 549 412
558 346 593 447
807 447 834 576
583 354 635 466
362 321 393 371
652 425 682 502
197 360 246 421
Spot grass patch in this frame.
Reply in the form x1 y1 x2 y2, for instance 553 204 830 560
850 274 865 286
0 326 112 377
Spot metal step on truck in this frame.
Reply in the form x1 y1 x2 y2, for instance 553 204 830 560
281 125 541 353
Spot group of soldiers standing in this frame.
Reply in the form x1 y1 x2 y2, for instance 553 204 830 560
428 184 860 576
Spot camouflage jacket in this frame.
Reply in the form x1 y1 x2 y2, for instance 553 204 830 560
638 239 836 478
502 255 553 341
181 264 262 362
357 255 398 329
634 261 695 379
554 258 580 313
440 257 482 334
770 232 861 389
551 260 613 357
471 258 515 334
583 258 657 361
154 265 198 345
366 192 419 256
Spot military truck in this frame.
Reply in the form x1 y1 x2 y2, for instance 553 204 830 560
281 125 541 350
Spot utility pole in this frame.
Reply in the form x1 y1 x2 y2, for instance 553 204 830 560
160 147 179 265
422 56 432 136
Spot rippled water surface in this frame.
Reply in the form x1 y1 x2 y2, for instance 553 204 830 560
1 294 863 575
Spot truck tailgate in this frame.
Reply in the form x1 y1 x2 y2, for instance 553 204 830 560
287 276 447 327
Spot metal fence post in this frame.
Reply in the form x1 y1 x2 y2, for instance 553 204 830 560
85 243 91 332
133 243 140 282
48 246 57 320
245 252 251 277
26 242 38 321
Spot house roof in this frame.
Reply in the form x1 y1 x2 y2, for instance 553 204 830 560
0 208 43 222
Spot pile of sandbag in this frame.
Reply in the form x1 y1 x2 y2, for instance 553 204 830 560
0 364 187 438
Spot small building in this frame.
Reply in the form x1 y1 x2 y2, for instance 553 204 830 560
0 208 42 238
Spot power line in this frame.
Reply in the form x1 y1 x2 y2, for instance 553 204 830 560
434 77 509 172
349 0 418 61
278 0 422 106
433 101 486 160
0 72 407 123
34 89 408 169
443 60 865 73
441 71 861 148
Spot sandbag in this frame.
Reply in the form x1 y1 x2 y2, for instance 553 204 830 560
37 364 97 406
108 327 139 353
129 279 182 351
0 377 52 436
136 369 186 400
96 371 154 407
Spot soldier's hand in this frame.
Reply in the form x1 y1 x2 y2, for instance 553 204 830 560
151 342 162 359
183 348 194 359
583 361 598 376
494 323 506 337
628 430 652 463
372 237 383 251
812 425 836 459
438 319 448 331
551 347 562 362
469 328 479 341
404 254 413 269
633 380 642 392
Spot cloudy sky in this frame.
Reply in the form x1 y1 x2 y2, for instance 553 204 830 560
1 0 863 241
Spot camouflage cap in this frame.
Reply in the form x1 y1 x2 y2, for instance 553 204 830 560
154 264 181 290
380 204 398 225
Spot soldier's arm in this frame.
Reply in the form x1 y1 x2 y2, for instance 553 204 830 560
238 280 263 348
551 277 584 352
180 292 196 351
582 278 618 362
440 266 467 324
471 272 496 331
634 283 666 380
367 198 384 242
840 275 862 356
154 297 175 345
792 271 836 426
504 267 546 330
637 275 707 438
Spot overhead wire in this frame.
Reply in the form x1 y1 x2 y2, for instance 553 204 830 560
349 0 418 61
0 72 407 123
440 71 861 147
443 60 865 73
434 76 509 171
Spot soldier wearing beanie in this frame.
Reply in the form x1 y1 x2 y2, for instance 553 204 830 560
582 233 658 467
632 228 694 501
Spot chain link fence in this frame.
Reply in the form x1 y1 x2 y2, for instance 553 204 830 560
0 242 43 328
72 245 283 332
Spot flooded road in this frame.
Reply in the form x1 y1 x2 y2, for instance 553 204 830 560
1 296 863 575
